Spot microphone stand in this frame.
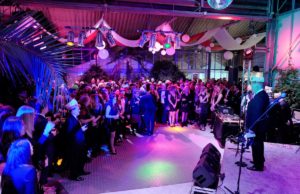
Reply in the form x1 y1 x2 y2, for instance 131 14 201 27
224 96 283 194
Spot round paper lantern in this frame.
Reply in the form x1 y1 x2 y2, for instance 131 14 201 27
152 50 156 54
235 37 242 44
166 47 175 56
98 49 109 59
181 34 190 43
205 47 211 52
161 50 167 56
148 47 153 52
210 43 215 47
224 51 233 60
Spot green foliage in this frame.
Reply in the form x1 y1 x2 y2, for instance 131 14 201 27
274 68 300 109
80 65 108 83
150 60 185 82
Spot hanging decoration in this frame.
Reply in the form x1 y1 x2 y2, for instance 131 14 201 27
182 34 190 43
166 47 176 56
223 51 234 60
235 37 242 44
98 49 109 59
27 16 265 52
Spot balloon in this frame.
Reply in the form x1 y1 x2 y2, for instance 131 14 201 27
235 37 242 44
98 49 109 59
181 34 190 43
166 47 175 55
161 50 167 56
224 51 233 60
205 47 211 52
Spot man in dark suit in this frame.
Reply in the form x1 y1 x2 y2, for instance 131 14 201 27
140 84 156 136
65 99 89 181
246 73 269 171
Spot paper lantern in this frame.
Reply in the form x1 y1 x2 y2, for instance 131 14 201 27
205 47 211 52
224 51 233 60
161 50 167 56
166 47 175 55
182 34 190 43
235 37 242 44
98 49 109 59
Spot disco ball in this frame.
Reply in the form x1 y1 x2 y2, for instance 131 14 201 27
207 0 233 10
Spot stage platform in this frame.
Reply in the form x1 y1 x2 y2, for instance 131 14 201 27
219 142 300 194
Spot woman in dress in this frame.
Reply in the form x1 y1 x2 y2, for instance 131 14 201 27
180 86 190 127
104 93 119 155
199 86 210 131
168 86 177 127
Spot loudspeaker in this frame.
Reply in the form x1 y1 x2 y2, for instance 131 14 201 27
193 143 221 189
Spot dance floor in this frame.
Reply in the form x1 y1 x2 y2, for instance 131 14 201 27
53 124 300 194
55 124 222 194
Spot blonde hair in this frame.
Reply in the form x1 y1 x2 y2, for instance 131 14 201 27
16 105 35 138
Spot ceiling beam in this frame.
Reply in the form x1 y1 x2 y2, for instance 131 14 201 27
20 0 271 21
117 0 197 7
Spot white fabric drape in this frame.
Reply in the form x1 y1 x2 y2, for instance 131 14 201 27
214 28 266 50
29 16 265 50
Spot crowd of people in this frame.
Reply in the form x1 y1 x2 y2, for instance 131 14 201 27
0 77 245 193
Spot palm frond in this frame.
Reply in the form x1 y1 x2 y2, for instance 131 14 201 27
0 10 78 105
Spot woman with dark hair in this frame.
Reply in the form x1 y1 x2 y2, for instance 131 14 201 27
89 94 103 155
104 93 119 155
180 86 190 127
198 86 210 131
168 86 177 127
1 139 38 194
0 116 23 162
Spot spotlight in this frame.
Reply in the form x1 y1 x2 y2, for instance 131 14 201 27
78 31 86 47
106 30 116 47
244 47 254 59
139 33 147 48
66 31 75 46
149 33 156 49
164 36 172 49
175 34 181 49
95 32 106 50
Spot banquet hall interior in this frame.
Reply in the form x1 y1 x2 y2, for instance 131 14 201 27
0 0 300 194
